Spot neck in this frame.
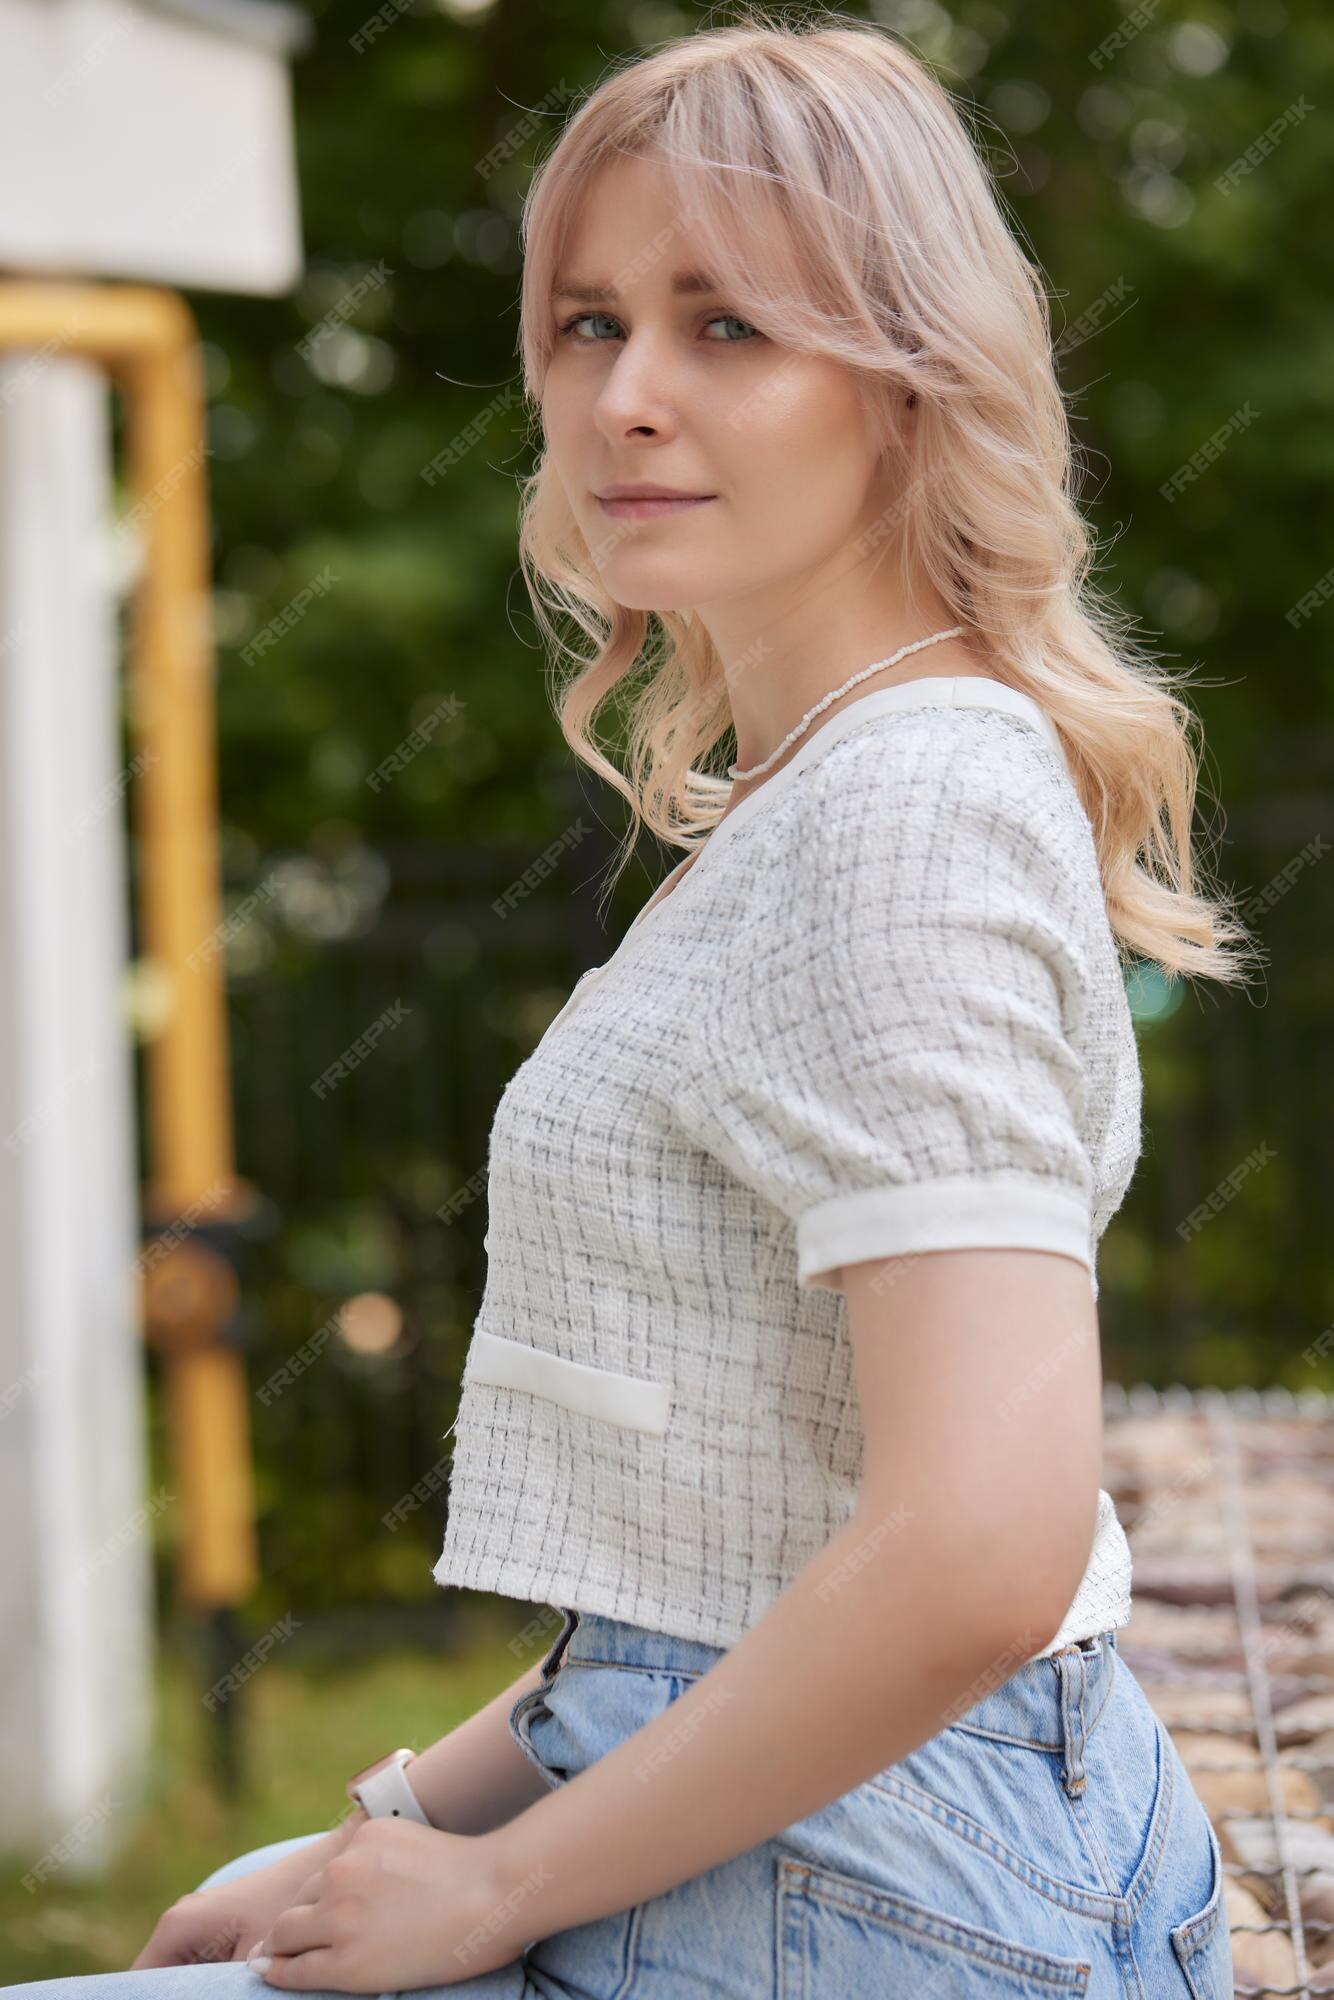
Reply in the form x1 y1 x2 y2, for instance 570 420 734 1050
696 556 989 779
720 618 989 794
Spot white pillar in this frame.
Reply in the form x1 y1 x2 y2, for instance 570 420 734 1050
0 351 152 1866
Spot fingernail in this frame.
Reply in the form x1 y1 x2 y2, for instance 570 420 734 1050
248 1957 271 1976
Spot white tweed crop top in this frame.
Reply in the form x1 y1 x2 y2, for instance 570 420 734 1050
432 675 1145 1657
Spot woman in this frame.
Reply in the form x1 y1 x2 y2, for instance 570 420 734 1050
26 12 1256 1998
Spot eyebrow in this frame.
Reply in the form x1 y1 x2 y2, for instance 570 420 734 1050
549 267 722 305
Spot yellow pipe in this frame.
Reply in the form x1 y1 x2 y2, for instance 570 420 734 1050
0 280 258 1612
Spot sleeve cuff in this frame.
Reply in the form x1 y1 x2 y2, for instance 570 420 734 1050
795 1178 1093 1292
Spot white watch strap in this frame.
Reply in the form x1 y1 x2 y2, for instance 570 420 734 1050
354 1753 432 1825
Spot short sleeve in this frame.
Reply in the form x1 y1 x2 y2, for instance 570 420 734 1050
670 715 1098 1294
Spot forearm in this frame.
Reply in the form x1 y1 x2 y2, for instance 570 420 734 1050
405 1657 556 1836
476 1495 1071 1945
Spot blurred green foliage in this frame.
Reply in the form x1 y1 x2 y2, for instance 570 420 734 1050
0 1613 524 1982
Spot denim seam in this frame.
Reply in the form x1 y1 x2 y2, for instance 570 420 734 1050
867 1771 1127 1921
947 1722 1072 1750
1122 1717 1176 1923
1112 1911 1148 2000
1172 1818 1224 1963
560 1652 707 1682
1064 1790 1121 1902
777 1859 1094 1989
776 1878 807 2000
556 1658 1113 1757
1055 1662 1174 1925
604 1899 647 2000
1060 1651 1122 1900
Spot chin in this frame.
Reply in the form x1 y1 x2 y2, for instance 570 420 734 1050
618 592 697 612
592 566 706 613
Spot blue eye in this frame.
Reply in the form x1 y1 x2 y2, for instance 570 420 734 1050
702 314 761 342
558 312 620 341
556 312 763 344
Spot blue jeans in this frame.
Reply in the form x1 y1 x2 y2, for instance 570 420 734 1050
7 1609 1233 1997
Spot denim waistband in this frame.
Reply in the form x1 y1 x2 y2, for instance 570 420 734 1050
553 1609 743 1679
539 1606 1120 1797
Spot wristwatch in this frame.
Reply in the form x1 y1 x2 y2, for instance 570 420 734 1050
345 1747 433 1825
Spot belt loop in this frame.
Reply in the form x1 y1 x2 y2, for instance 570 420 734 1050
1053 1643 1089 1796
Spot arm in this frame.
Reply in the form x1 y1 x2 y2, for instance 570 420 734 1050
473 1241 1104 1944
134 1656 555 1968
405 1656 556 1835
335 1655 563 1842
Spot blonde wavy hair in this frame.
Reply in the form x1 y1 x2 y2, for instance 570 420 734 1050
514 5 1259 988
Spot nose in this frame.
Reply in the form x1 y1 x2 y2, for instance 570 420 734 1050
593 327 682 443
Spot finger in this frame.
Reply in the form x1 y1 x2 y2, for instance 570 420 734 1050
130 1916 185 1969
132 1904 231 1971
192 1925 248 1966
261 1898 334 1960
287 1867 326 1907
258 1948 354 1991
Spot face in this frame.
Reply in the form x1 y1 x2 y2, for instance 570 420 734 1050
540 152 904 619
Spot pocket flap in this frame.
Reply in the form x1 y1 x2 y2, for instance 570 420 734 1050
466 1329 673 1435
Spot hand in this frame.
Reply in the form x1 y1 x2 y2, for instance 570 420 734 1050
130 1814 364 1970
249 1815 537 1991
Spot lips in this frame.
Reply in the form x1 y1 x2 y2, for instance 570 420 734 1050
597 494 716 519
